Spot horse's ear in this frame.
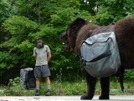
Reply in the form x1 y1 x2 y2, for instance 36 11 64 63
74 18 86 25
69 18 86 29
67 17 86 36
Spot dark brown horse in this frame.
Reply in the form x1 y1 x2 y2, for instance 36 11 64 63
60 16 134 100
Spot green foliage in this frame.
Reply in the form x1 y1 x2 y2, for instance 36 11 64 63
1 80 134 96
5 77 23 96
9 77 22 87
4 77 35 96
0 51 18 69
0 0 134 83
0 1 10 23
95 0 134 25
3 15 38 37
0 15 39 69
125 70 134 80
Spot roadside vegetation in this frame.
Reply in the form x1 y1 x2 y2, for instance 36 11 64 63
0 74 134 96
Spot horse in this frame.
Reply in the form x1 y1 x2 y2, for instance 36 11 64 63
60 16 134 100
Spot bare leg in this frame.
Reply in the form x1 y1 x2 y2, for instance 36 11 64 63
35 77 41 96
45 76 51 96
45 77 51 86
36 77 41 87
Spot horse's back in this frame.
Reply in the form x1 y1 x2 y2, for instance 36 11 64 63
88 16 134 69
115 15 134 69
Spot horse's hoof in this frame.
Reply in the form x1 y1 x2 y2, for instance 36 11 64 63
99 95 109 100
81 95 92 100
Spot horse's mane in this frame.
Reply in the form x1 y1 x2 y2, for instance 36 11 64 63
74 22 99 54
67 18 88 37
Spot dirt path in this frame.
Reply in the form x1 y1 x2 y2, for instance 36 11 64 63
0 95 134 101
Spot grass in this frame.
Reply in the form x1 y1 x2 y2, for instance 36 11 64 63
0 79 134 96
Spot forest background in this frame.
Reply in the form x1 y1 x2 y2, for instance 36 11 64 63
1 0 134 84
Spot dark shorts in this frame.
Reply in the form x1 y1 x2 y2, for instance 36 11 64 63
34 65 51 77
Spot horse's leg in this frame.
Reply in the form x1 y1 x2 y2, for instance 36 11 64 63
99 77 110 100
81 72 97 100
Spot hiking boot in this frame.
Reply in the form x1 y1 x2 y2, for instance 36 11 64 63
46 89 51 96
35 89 40 96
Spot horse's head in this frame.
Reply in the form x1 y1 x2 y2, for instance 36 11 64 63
60 18 99 54
60 18 88 51
60 31 72 51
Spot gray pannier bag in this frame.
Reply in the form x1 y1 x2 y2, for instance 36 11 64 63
80 31 121 78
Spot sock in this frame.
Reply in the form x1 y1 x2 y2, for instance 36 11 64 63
47 86 51 90
36 86 40 90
